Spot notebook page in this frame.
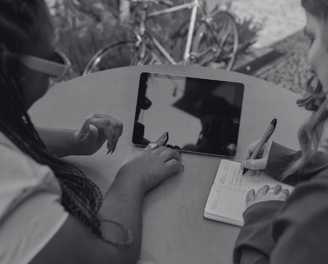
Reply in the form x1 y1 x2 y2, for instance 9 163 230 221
204 184 246 225
213 159 293 192
204 159 295 226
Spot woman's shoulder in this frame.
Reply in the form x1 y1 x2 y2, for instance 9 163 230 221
0 131 58 184
0 132 62 217
0 133 69 264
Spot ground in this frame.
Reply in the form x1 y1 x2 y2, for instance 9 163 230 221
225 0 309 95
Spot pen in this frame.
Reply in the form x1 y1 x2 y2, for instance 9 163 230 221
242 118 277 175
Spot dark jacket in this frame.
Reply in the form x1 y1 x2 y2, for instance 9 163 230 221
233 142 328 264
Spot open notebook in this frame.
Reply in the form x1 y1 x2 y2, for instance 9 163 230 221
204 159 294 226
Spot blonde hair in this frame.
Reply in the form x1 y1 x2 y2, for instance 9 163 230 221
285 0 328 178
282 76 328 178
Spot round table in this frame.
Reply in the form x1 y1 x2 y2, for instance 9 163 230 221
29 65 307 264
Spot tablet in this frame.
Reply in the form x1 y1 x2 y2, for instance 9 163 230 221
132 72 245 157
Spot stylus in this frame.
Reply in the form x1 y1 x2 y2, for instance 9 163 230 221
242 118 277 175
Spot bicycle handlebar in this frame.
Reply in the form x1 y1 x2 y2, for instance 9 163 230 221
131 0 174 7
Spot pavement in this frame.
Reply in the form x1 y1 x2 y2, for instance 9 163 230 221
228 0 309 94
208 0 309 95
229 0 306 49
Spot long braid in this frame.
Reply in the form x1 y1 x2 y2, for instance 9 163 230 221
0 0 109 241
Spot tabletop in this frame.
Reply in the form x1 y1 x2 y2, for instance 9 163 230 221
29 65 308 264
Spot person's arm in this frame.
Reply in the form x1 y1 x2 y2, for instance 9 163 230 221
30 168 148 264
29 136 183 264
36 113 123 157
234 169 328 264
269 170 328 263
233 200 284 264
36 127 79 157
233 184 288 264
265 142 328 185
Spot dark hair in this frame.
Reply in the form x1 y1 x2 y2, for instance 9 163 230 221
302 0 328 20
0 0 106 241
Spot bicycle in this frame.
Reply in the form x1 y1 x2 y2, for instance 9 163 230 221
82 0 239 75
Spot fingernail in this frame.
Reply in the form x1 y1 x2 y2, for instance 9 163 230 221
161 132 169 145
160 132 168 138
107 141 113 155
112 140 116 153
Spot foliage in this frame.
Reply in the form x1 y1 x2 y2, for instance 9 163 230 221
51 0 132 78
235 16 263 53
50 0 262 79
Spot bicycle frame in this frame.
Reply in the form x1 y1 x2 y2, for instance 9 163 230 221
83 0 238 74
138 0 206 64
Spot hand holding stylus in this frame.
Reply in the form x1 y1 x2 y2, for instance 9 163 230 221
241 119 277 175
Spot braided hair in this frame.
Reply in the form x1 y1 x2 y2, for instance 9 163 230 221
0 0 105 239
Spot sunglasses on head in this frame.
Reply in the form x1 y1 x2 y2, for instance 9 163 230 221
20 50 71 83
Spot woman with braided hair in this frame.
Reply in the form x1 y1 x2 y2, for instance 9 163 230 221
0 1 183 263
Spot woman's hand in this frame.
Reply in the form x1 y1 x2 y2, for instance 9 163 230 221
73 114 123 155
246 184 289 209
117 132 184 191
241 139 273 175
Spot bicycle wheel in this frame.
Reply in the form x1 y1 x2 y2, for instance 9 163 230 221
83 40 162 75
191 11 239 71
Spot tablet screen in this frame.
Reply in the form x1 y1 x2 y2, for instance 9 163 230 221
132 72 244 157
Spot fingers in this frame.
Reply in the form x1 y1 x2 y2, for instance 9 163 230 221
85 114 123 154
154 132 169 147
164 159 184 175
76 121 93 140
268 185 289 202
248 169 261 176
242 158 266 171
241 149 253 170
246 189 255 203
265 185 290 198
246 184 289 209
256 185 270 196
268 184 282 194
144 132 169 151
241 140 272 171
282 189 289 197
241 140 260 169
78 124 99 143
103 122 122 154
166 144 181 150
158 147 182 162
87 114 123 137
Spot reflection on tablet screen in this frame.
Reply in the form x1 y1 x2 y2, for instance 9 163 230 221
132 72 244 157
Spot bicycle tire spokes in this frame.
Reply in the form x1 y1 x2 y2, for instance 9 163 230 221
203 19 234 64
83 40 163 74
191 11 239 70
136 50 157 65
